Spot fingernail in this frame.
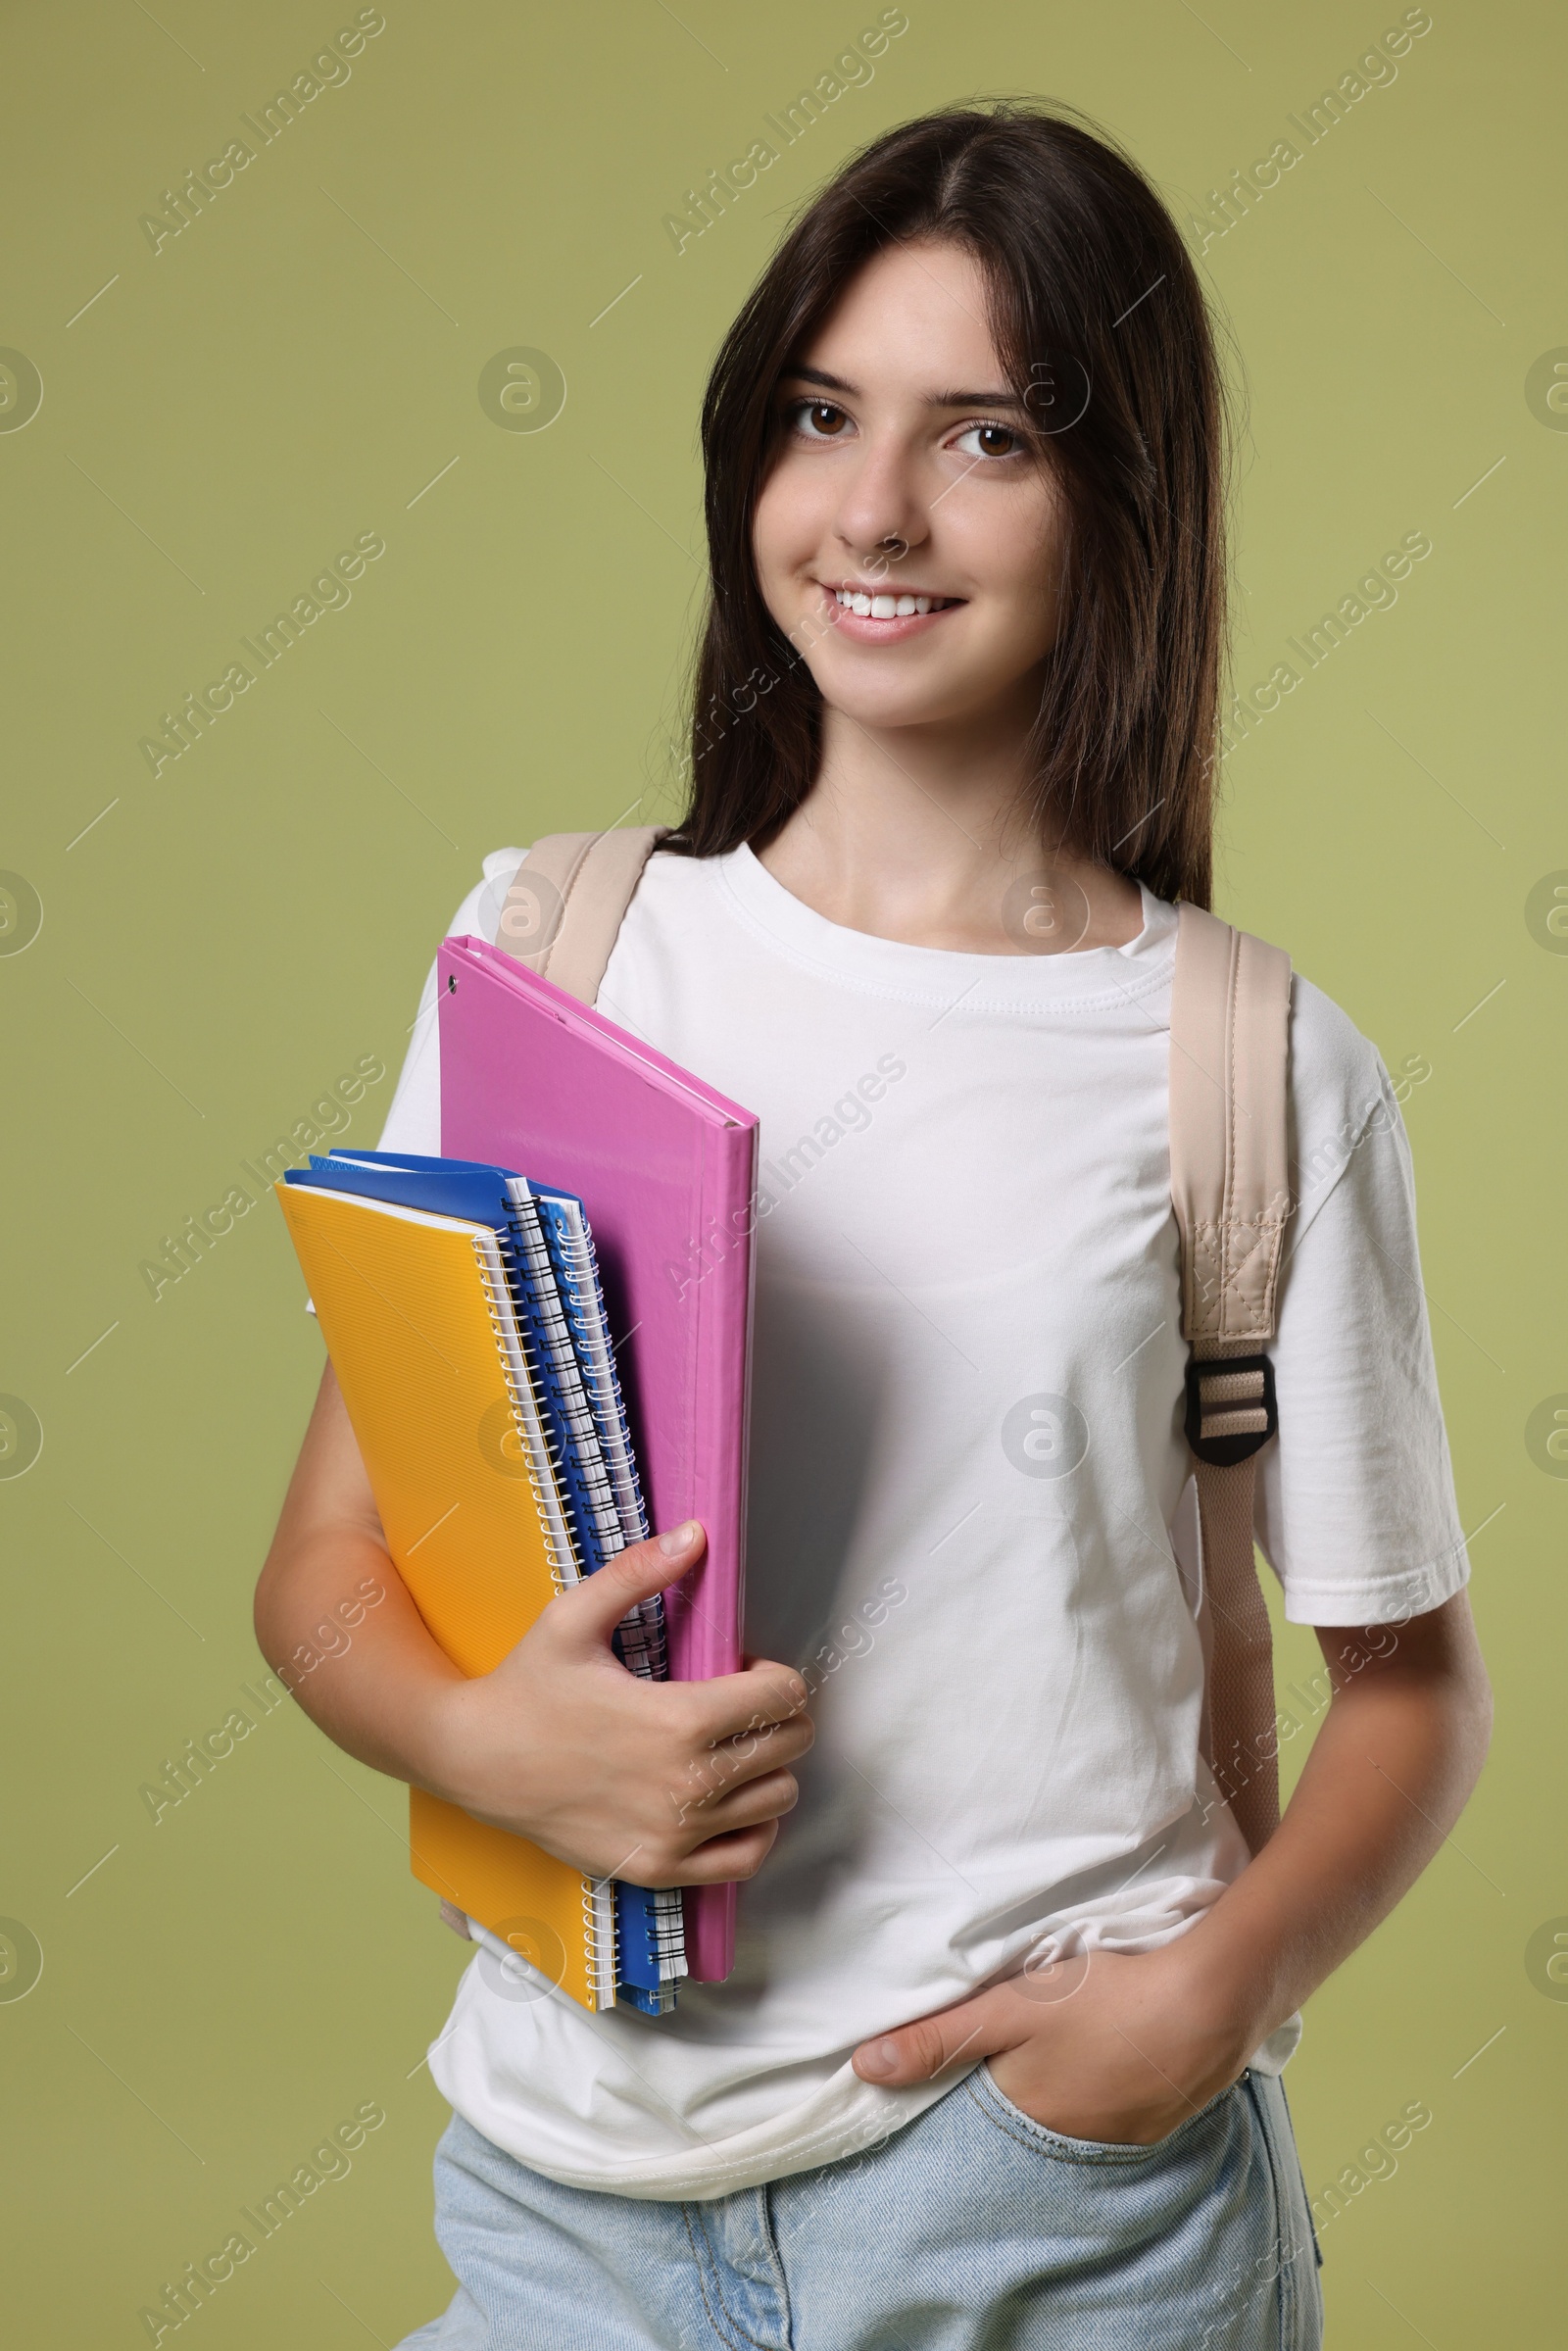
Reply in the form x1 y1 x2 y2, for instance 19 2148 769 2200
658 1520 700 1558
857 2037 900 2080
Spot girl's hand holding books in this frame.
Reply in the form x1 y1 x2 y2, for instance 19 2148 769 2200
429 1519 815 1889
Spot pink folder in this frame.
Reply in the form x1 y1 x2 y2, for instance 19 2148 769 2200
437 932 758 1982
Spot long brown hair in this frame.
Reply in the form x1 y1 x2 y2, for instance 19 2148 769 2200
667 101 1230 909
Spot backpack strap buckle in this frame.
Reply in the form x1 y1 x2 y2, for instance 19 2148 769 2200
1184 1351 1278 1467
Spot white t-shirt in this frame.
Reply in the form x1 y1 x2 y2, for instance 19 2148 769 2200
377 841 1470 2201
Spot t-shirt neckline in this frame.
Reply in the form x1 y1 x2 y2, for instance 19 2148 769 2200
708 841 1179 1014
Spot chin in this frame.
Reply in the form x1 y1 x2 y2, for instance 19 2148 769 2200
808 677 951 730
806 658 992 733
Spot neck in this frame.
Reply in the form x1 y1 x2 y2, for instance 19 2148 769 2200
755 692 1146 955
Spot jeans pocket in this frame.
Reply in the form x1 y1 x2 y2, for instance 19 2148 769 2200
1244 2071 1325 2349
973 2060 1238 2167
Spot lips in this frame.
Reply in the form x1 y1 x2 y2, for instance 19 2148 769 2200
820 580 965 642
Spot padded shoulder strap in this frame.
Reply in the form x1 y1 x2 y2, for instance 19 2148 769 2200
496 826 671 1005
1169 902 1295 1861
1169 902 1294 1345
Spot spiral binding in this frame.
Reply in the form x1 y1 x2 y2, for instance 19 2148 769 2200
582 1875 618 2009
542 1205 690 2006
549 1217 650 1541
504 1201 623 1553
467 1232 623 2002
469 1237 578 1594
482 1201 691 2010
531 1202 670 1699
650 1886 687 1979
613 1598 668 1684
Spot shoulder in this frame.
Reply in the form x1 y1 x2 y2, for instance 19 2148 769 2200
604 838 726 946
455 839 708 946
1288 967 1386 1122
442 847 530 947
1282 962 1404 1234
1189 909 1390 1163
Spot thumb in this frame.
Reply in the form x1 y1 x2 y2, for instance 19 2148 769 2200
552 1519 706 1649
852 1987 1014 2088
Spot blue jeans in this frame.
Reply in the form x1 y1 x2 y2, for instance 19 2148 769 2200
395 2065 1323 2349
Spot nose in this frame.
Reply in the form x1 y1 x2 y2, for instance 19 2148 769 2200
831 432 929 579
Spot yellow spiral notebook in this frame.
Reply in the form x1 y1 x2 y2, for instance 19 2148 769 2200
275 1179 617 2011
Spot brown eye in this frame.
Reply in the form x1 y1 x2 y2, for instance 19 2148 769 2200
790 399 851 438
952 420 1026 462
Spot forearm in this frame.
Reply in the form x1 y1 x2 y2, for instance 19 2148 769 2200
1186 1600 1493 2044
255 1366 468 1792
257 1369 813 1886
256 1523 468 1787
854 1595 1492 2138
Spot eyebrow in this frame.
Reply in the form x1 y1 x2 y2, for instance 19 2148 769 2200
781 364 1032 415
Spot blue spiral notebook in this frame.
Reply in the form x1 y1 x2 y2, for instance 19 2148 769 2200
292 1147 686 2011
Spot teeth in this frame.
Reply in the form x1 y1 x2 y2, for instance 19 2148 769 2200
834 588 947 616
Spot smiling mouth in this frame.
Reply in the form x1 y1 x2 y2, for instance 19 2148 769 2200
830 586 963 617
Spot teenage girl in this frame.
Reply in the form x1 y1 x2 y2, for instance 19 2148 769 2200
258 103 1490 2350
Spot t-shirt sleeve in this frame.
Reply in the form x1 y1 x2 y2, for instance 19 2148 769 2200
1252 979 1471 1628
374 848 528 1156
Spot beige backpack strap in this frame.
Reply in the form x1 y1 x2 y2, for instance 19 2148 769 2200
1170 902 1294 1857
496 826 671 1004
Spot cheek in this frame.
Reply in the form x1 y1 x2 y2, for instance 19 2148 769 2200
936 467 1064 643
986 480 1065 620
751 466 856 677
752 461 827 600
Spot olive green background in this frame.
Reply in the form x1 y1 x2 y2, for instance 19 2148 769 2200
1 0 1562 2341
